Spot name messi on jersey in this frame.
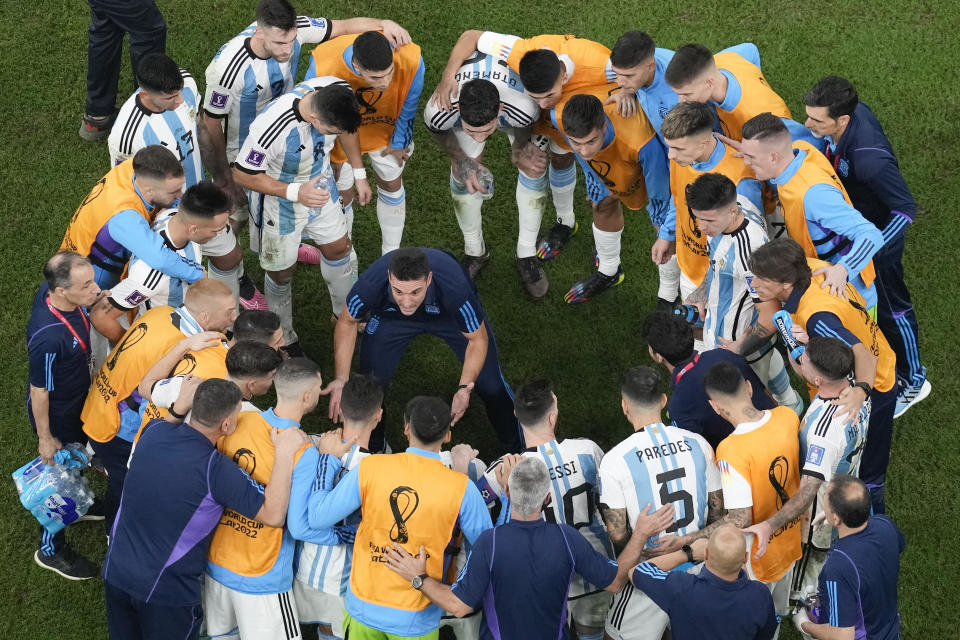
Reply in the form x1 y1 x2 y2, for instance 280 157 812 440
547 459 578 480
635 439 692 462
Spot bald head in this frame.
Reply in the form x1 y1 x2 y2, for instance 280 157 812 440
705 524 747 576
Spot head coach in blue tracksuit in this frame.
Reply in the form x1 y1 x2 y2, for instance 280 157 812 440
803 77 930 418
324 247 523 453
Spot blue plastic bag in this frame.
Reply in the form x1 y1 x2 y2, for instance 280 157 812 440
12 445 94 534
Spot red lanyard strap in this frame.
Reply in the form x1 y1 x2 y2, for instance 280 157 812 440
46 296 90 354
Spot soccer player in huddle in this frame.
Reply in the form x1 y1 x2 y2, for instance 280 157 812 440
681 173 803 414
664 42 818 146
423 53 542 290
90 182 232 343
306 30 424 255
201 0 408 214
109 54 255 307
481 380 613 639
743 336 869 606
656 101 763 309
233 78 366 355
599 366 721 640
434 30 621 296
552 93 673 303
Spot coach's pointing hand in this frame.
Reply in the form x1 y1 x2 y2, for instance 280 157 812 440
321 378 347 423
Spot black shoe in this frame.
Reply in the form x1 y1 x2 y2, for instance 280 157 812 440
78 111 117 142
516 256 549 300
34 547 98 580
460 248 492 281
564 267 625 304
536 222 578 260
280 341 305 359
76 498 105 523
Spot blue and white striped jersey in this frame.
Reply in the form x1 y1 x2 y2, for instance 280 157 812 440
294 443 369 597
203 16 334 162
801 394 870 547
598 423 720 543
702 207 769 348
423 51 539 133
234 76 347 234
484 438 613 598
108 209 202 315
109 70 204 188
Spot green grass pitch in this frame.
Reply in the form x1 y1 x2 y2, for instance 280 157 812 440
0 1 956 637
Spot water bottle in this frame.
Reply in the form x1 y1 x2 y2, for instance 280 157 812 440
12 445 94 533
772 310 806 360
672 303 704 328
475 166 494 200
804 594 822 623
306 173 337 220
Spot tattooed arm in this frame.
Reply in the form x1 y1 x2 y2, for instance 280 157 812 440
600 503 631 555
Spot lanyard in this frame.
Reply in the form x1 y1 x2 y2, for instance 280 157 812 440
46 296 90 354
673 353 700 385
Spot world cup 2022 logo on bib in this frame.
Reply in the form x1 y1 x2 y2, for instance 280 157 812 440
768 455 791 509
356 87 382 115
389 486 419 543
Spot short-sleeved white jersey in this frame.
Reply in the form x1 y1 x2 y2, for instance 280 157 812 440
702 208 769 348
234 76 348 233
599 423 721 542
109 70 204 188
295 444 370 597
800 394 870 547
108 209 202 314
484 438 613 597
204 16 334 161
423 51 538 134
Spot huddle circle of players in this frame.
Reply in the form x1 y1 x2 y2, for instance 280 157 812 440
55 0 925 637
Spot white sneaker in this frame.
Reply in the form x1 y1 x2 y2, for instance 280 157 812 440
894 379 931 418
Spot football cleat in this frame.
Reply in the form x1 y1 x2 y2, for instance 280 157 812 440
564 267 624 304
297 242 323 265
516 256 549 300
894 378 931 418
460 248 492 281
536 222 578 260
238 284 269 311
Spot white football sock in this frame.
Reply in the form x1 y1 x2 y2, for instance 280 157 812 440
593 223 622 276
451 171 485 256
264 273 297 345
343 201 354 239
516 170 548 258
657 254 680 302
549 162 577 227
321 249 358 316
206 261 241 305
377 186 405 254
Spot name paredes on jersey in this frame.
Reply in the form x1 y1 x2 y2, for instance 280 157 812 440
634 438 693 462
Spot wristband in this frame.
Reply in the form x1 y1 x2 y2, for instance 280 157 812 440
852 381 872 398
681 544 695 564
285 181 301 202
168 406 187 420
458 383 471 390
352 167 368 181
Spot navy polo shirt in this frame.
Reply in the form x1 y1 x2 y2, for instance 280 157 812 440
817 515 904 639
632 562 778 640
344 248 484 333
25 283 92 435
102 420 265 606
668 349 775 450
451 519 618 640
